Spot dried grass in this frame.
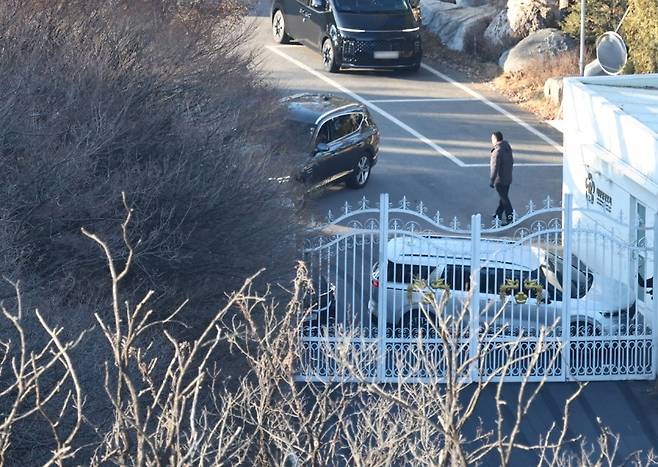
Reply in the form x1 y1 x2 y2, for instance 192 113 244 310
492 51 580 120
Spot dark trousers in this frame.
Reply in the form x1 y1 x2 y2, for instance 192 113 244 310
495 183 513 221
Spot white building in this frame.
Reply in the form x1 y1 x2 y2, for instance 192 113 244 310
562 73 658 303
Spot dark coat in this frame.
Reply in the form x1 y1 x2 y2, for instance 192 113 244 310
490 140 514 186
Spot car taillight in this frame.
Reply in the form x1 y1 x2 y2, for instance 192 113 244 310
372 279 379 288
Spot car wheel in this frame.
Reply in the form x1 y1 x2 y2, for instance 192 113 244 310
347 155 371 189
272 10 291 44
322 38 340 73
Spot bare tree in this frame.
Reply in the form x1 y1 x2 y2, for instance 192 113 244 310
0 202 655 465
0 281 85 466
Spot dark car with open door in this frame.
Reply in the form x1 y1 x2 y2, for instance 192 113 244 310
272 0 422 72
282 93 380 190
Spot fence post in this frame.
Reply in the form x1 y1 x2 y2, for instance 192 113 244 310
470 214 481 381
644 212 658 376
377 193 389 382
562 193 573 380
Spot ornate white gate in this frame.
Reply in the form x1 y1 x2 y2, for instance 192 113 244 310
298 194 658 383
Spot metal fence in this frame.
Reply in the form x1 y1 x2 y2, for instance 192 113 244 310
298 194 658 383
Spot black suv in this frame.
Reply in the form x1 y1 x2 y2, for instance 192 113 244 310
284 93 380 189
272 0 422 72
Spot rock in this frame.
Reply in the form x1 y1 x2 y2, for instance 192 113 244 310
544 77 563 106
499 28 577 73
483 0 560 54
420 0 499 53
455 0 487 6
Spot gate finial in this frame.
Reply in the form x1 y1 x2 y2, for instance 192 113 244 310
544 195 553 209
343 201 352 215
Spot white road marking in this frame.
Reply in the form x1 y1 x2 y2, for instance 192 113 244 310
368 97 478 103
269 45 562 167
268 45 466 167
465 162 561 167
420 63 564 152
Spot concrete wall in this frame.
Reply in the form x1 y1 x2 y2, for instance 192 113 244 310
562 77 658 287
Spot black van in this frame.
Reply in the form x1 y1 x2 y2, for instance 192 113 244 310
271 0 422 73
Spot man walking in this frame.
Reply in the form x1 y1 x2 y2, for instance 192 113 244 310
489 131 514 224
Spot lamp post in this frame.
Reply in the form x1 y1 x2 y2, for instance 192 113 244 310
579 0 587 75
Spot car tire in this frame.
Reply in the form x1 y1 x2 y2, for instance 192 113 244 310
322 38 340 73
272 10 291 44
347 155 372 189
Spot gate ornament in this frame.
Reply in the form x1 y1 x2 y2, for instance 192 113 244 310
514 290 528 305
499 279 519 302
523 279 544 302
407 278 427 300
431 277 450 298
407 277 451 301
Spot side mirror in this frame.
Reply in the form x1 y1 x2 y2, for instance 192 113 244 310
310 0 326 10
315 142 330 153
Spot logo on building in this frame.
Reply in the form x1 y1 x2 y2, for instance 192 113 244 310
585 173 595 204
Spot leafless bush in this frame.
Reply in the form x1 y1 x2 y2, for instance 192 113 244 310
0 0 305 315
492 51 579 119
0 207 656 465
0 281 85 465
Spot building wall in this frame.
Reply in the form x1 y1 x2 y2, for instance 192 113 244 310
562 78 658 286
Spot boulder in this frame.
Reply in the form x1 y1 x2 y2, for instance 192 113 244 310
420 0 499 53
455 0 488 6
543 76 563 106
499 28 577 73
483 0 560 54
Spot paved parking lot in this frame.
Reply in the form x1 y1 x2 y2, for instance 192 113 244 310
252 3 658 461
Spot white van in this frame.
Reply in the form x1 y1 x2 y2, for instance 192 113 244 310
368 236 635 336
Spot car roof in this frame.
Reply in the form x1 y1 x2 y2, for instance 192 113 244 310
283 93 363 125
386 236 543 271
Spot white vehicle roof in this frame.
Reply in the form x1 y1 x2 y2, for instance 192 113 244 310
386 236 544 271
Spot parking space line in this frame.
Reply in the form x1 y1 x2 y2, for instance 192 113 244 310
368 97 478 103
466 162 561 167
268 45 467 167
269 46 562 168
420 63 564 153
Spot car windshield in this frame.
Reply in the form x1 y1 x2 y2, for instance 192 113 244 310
544 254 593 299
334 0 409 13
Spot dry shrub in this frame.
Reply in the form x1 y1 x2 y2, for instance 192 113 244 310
492 51 580 120
0 213 655 465
0 0 305 317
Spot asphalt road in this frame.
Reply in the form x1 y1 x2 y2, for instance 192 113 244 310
252 4 562 224
250 3 658 462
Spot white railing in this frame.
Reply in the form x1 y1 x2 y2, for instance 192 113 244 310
299 193 658 383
